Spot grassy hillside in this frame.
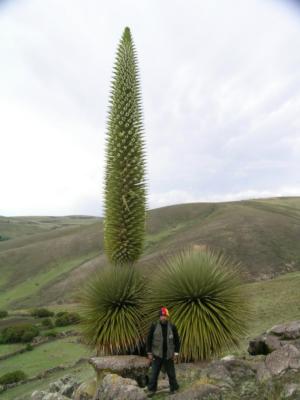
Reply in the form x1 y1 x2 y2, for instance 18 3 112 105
0 215 99 242
1 268 300 400
0 197 299 310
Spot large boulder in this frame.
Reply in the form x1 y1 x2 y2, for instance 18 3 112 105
89 355 149 387
94 374 147 400
248 321 300 356
248 334 281 355
269 321 300 340
204 361 234 388
265 344 300 376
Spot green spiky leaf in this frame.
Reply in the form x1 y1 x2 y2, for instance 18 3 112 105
76 266 147 355
104 27 146 265
145 249 251 361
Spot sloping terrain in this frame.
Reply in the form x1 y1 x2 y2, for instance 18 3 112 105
0 197 299 309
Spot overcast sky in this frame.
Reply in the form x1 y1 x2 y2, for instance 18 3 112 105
1 0 300 216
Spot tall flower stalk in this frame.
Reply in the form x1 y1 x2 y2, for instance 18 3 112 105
104 27 146 266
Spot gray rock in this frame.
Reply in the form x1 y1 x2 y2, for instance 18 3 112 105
176 362 207 381
282 383 300 398
94 374 147 400
61 382 77 398
43 394 69 400
255 362 272 384
89 355 149 387
268 321 300 340
73 378 97 400
248 334 281 355
60 375 74 385
222 359 256 381
205 361 234 388
171 383 221 400
49 381 63 393
265 335 281 352
265 344 300 375
31 391 48 400
248 322 300 357
221 355 235 361
48 375 77 398
32 336 49 345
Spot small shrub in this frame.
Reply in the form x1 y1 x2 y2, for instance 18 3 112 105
42 330 57 338
25 343 33 351
0 235 10 242
31 308 54 318
41 317 54 328
54 312 80 327
0 370 27 385
21 329 38 343
56 311 67 318
0 310 8 319
0 324 39 344
68 312 81 324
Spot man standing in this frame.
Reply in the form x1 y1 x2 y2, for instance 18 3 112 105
146 307 180 394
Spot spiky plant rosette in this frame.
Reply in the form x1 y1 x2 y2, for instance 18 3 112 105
146 249 250 361
76 266 147 355
104 27 146 266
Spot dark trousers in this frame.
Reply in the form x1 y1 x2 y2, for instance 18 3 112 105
148 357 179 392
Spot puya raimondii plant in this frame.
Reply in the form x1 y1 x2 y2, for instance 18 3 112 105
77 266 147 355
146 248 251 361
104 27 146 266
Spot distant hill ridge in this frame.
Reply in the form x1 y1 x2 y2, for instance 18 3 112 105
0 197 299 310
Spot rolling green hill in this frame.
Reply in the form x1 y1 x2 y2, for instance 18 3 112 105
0 197 299 310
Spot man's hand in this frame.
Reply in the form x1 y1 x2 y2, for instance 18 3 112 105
147 353 153 361
173 352 179 361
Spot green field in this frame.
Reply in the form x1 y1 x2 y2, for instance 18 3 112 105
0 337 91 378
0 360 95 400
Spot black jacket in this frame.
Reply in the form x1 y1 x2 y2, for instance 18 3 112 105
146 321 180 357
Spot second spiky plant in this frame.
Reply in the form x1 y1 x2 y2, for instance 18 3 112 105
104 27 146 266
145 249 251 361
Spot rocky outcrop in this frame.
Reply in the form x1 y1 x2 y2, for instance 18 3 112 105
27 321 300 400
248 320 300 355
31 375 79 400
265 344 300 375
94 374 147 400
89 355 149 387
73 378 97 400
